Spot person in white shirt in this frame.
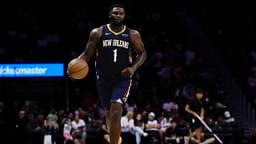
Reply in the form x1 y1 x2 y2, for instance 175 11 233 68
121 111 135 143
145 112 161 143
145 112 160 131
72 113 86 144
121 111 135 132
63 118 73 142
159 112 172 144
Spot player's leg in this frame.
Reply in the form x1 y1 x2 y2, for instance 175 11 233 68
105 110 111 133
109 102 123 144
105 108 122 144
96 76 114 143
109 79 132 144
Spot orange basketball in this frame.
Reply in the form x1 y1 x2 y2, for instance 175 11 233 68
67 58 89 79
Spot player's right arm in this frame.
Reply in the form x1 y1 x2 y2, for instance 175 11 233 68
78 27 102 62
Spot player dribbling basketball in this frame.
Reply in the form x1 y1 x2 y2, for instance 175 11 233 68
68 3 147 144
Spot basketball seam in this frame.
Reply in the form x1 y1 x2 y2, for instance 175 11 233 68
69 66 88 75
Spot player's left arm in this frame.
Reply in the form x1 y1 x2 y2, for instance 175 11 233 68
121 30 147 78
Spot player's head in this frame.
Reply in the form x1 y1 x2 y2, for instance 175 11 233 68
108 3 126 26
194 88 204 100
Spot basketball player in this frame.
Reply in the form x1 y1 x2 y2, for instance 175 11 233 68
185 88 205 143
71 4 147 144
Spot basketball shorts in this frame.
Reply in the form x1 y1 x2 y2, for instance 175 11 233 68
96 75 132 109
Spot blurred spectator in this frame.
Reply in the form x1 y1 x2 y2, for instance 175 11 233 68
71 112 86 144
162 98 179 113
125 100 137 113
15 110 29 144
165 120 186 144
121 111 135 144
134 113 148 144
250 50 256 63
159 112 172 143
63 118 73 142
145 112 161 143
44 110 59 144
28 113 45 144
223 111 235 124
249 128 256 144
248 66 256 89
45 111 59 130
184 49 196 66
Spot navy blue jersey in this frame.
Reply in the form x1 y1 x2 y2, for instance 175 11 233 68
96 24 132 78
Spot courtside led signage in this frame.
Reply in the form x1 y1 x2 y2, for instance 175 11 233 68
0 63 64 77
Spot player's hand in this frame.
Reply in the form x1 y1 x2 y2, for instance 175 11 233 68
66 70 74 80
66 70 70 76
66 70 71 78
121 67 135 78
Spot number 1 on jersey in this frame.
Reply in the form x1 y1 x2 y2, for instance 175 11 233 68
113 49 117 62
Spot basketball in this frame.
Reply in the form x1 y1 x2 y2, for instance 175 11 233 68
67 58 89 79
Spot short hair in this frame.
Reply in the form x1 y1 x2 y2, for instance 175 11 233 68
148 112 155 117
109 3 125 13
193 88 205 96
